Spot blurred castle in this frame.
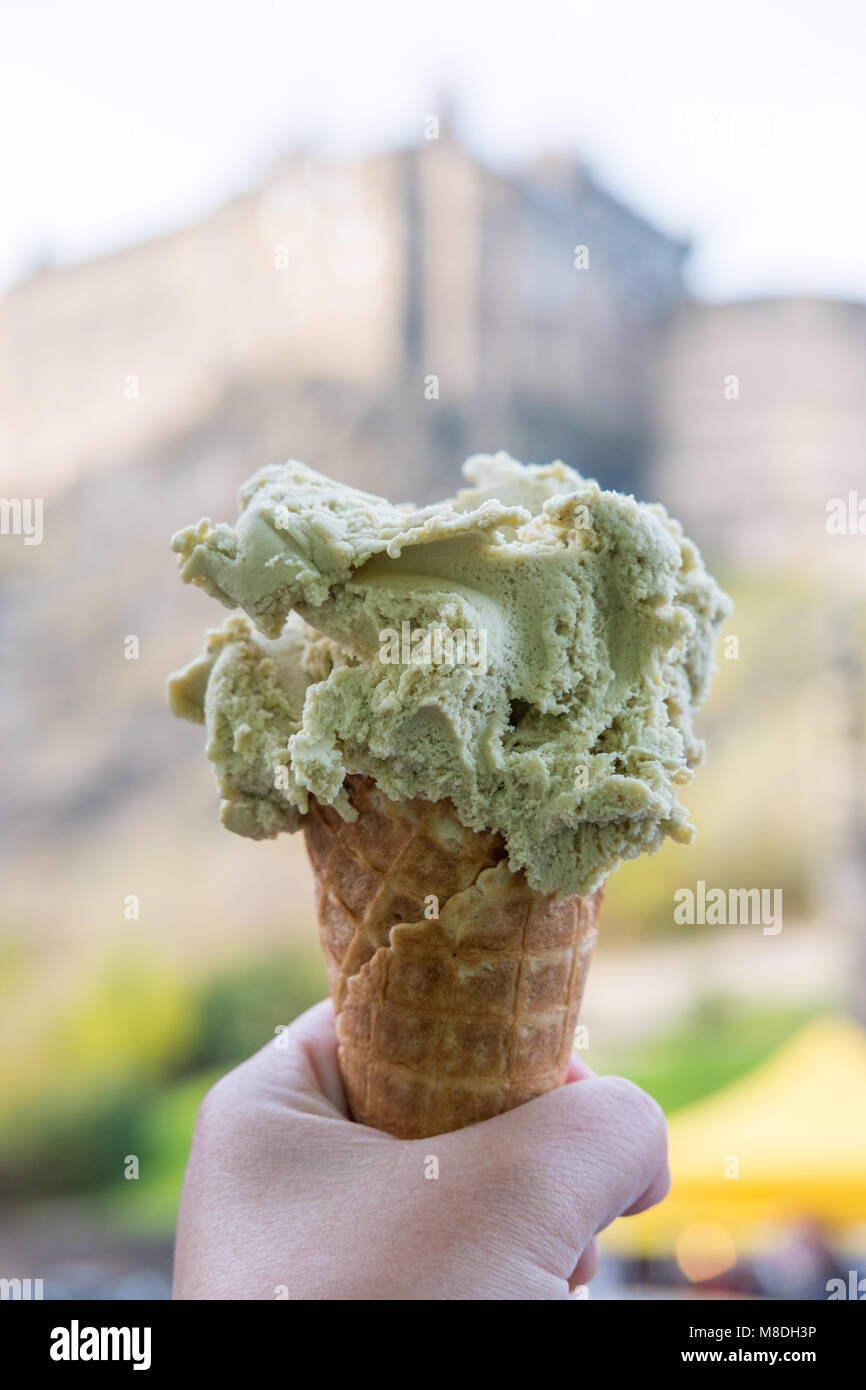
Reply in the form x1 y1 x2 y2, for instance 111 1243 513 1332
1 125 864 569
0 126 686 504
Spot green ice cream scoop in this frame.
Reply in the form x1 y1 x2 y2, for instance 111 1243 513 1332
168 453 731 897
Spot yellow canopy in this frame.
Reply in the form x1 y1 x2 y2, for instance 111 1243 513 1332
602 1014 866 1260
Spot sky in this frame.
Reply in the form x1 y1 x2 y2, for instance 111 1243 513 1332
1 0 864 301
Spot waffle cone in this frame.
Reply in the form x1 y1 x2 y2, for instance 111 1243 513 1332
302 776 602 1138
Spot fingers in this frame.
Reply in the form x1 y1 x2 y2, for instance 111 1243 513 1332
569 1237 599 1291
440 1074 668 1281
541 1076 669 1238
623 1150 671 1217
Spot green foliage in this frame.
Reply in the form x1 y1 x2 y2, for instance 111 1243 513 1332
0 1079 155 1198
592 998 821 1113
57 959 196 1082
0 945 326 1201
185 947 326 1071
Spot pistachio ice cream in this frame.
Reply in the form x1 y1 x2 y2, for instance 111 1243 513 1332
169 453 730 897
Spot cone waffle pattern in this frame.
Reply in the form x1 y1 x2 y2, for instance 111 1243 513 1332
303 777 602 1139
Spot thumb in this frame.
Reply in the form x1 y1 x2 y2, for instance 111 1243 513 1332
222 999 350 1120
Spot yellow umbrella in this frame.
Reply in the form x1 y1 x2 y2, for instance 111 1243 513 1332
602 1014 866 1263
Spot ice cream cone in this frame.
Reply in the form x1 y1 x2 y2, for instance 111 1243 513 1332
303 776 603 1139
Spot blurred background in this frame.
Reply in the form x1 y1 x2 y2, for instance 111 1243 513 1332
1 0 865 1300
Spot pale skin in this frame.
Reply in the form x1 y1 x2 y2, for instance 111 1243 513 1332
173 1000 670 1300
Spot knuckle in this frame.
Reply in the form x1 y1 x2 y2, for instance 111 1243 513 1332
195 1066 246 1132
600 1076 668 1152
